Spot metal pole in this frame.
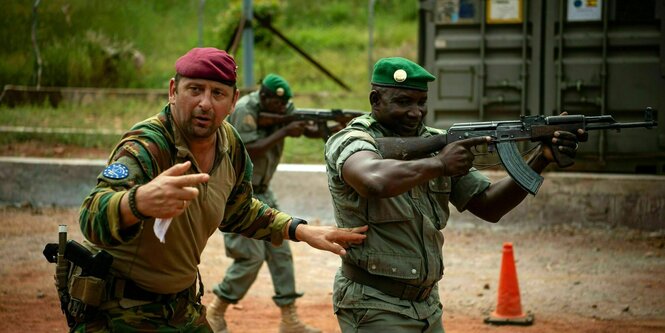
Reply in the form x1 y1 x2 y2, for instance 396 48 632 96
31 0 42 88
520 0 528 116
368 0 377 82
598 0 609 165
254 13 351 91
198 0 205 47
242 0 254 89
479 0 487 121
556 0 565 114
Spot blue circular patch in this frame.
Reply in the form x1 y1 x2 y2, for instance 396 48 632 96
102 163 129 180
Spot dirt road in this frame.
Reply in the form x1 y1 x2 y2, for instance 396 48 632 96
1 206 664 333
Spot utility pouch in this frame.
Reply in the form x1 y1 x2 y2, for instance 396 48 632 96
44 239 114 326
69 274 107 307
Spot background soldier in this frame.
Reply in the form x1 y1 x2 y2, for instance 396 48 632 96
207 74 322 333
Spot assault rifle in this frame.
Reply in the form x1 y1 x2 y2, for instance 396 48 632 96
258 108 366 139
376 108 658 195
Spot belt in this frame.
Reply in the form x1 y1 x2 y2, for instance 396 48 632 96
111 278 195 302
341 262 434 302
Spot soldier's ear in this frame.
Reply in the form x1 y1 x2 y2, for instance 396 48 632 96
168 78 177 104
369 90 380 106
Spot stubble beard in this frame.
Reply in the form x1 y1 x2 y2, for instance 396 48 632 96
189 108 220 139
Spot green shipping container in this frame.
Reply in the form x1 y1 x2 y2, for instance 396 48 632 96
418 0 664 174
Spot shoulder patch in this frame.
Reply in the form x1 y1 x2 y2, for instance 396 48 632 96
102 163 130 180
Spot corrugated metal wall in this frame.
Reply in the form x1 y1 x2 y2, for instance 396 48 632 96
419 0 664 174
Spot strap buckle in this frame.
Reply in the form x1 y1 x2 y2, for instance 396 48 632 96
402 283 434 302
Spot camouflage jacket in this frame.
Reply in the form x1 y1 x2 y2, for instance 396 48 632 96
78 105 291 294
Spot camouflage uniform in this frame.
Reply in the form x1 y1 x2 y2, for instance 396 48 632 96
212 91 303 307
76 105 292 332
324 114 491 332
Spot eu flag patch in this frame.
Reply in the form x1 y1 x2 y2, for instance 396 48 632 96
102 163 129 180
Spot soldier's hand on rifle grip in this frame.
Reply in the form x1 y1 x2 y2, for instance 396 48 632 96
544 129 584 168
437 136 491 177
304 121 328 139
284 121 307 137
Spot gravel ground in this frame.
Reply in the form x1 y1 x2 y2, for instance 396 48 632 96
1 206 664 333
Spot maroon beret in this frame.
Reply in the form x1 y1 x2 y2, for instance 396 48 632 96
175 47 237 85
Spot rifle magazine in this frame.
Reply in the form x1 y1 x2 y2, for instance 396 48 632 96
496 141 543 195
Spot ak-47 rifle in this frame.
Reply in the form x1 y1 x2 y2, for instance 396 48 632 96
376 108 658 195
257 108 367 139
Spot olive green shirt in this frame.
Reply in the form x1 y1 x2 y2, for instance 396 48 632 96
325 114 491 320
79 105 292 294
226 91 295 192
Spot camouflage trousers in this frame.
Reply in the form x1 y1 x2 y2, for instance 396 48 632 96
212 189 303 307
71 285 211 332
214 232 302 306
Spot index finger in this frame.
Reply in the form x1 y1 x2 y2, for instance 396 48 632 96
331 226 368 242
161 161 192 177
170 173 210 188
458 136 491 148
349 225 369 233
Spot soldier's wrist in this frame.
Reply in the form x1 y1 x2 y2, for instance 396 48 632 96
128 185 150 220
288 218 308 242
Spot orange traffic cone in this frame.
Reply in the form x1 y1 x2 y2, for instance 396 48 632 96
484 242 534 325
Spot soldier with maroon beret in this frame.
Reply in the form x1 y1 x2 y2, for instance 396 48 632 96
73 47 367 332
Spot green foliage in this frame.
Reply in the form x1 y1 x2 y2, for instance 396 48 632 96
37 31 144 87
283 137 326 164
1 0 417 89
0 0 419 163
1 0 231 88
0 98 158 152
0 98 156 129
214 0 283 50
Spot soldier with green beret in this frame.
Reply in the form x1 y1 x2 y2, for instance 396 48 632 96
324 57 582 332
207 73 324 333
72 48 367 332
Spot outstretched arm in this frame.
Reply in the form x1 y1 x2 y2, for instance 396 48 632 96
466 129 583 222
284 220 368 256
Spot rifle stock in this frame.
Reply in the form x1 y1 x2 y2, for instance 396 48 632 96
376 108 658 195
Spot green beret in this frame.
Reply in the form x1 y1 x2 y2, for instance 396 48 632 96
262 73 292 99
371 57 435 91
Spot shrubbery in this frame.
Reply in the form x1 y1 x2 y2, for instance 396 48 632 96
1 0 417 92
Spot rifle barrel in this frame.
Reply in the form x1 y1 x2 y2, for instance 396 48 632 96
583 115 616 123
586 122 657 130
